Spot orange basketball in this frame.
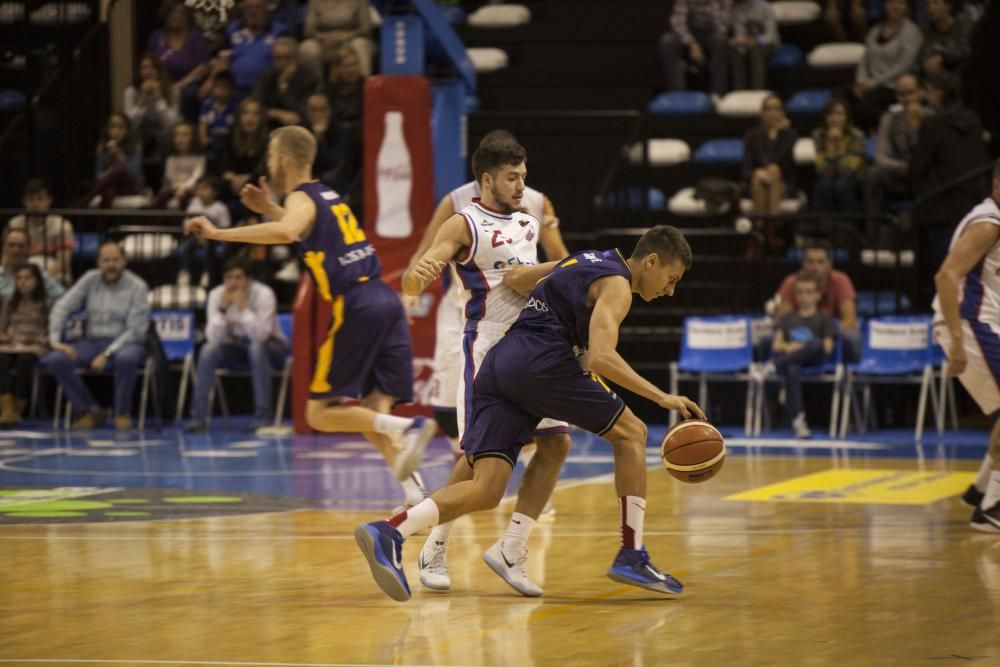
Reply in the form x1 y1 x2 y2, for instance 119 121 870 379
660 419 726 483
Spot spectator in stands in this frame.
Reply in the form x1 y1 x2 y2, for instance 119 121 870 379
300 0 375 79
153 122 206 209
324 46 363 126
0 229 64 300
179 176 231 286
252 37 320 128
0 264 52 426
851 0 923 132
728 0 779 90
824 0 869 41
658 0 730 97
910 70 991 283
184 257 289 433
224 0 288 98
863 73 925 244
124 54 180 162
219 98 269 200
8 178 74 285
199 70 237 166
78 113 145 209
772 240 860 362
146 0 211 122
44 241 150 431
918 0 973 76
768 274 835 439
305 92 355 195
743 95 797 253
811 97 866 213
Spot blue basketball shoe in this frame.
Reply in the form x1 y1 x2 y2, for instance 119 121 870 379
355 521 411 601
607 547 684 595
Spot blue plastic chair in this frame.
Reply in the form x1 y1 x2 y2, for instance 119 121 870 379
768 44 803 69
669 316 755 434
786 89 832 115
693 139 744 165
648 91 713 116
151 310 196 420
598 187 666 211
839 316 939 441
856 290 911 317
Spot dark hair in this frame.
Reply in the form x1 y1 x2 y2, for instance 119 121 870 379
23 178 50 197
479 129 517 145
135 52 174 100
8 263 46 311
794 274 821 291
471 135 527 183
802 239 832 258
925 70 961 106
170 121 203 155
104 112 138 155
98 240 125 260
196 174 221 193
157 0 192 24
630 225 693 269
223 256 250 276
822 97 855 131
213 70 235 90
231 97 268 159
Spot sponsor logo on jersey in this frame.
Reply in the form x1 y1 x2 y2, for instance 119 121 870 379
525 296 549 312
338 244 376 266
584 252 603 263
517 218 532 227
526 229 535 242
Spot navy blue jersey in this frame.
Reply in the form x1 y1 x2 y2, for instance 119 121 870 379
293 181 381 301
510 248 632 350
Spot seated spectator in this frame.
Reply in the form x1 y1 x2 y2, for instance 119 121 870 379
299 0 375 79
743 95 797 253
0 229 65 300
179 176 231 286
199 70 237 166
0 264 52 426
863 73 926 244
823 0 868 42
323 46 363 126
43 242 150 430
658 0 729 96
811 97 866 213
766 274 835 439
851 0 923 132
153 122 206 209
252 37 320 128
773 240 860 362
7 178 74 285
124 53 180 163
729 0 779 90
219 97 269 200
919 0 973 75
79 113 145 208
305 92 355 195
147 0 212 122
184 257 289 433
225 0 287 98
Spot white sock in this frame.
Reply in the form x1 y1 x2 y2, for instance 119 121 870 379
400 471 426 506
502 512 535 553
373 413 412 437
388 498 440 539
619 496 646 550
974 454 994 491
982 470 1000 510
426 521 454 546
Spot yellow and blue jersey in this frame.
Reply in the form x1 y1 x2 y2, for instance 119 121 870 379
293 182 381 301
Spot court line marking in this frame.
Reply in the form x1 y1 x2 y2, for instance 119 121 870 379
0 661 486 667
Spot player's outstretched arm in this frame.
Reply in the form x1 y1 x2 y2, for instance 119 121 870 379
187 191 316 245
503 261 559 296
935 221 1000 375
586 276 705 420
401 214 471 296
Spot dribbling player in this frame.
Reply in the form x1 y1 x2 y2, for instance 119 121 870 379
356 225 704 601
186 126 435 507
933 159 1000 533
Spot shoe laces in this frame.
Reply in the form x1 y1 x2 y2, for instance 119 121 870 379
423 540 448 573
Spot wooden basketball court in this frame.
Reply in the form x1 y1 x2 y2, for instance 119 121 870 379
1 430 996 667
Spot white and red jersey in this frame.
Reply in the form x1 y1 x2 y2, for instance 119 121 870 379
933 197 1000 325
454 199 542 328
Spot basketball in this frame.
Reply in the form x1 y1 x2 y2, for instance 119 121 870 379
660 419 726 483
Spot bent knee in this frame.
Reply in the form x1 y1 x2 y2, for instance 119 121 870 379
535 433 572 459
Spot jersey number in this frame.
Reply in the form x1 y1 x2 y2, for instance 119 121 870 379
491 230 513 247
332 203 366 244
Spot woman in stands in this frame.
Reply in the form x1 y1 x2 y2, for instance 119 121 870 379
78 113 145 208
811 97 866 214
219 98 269 203
124 53 180 163
743 94 797 254
0 264 52 426
146 0 212 121
153 121 206 209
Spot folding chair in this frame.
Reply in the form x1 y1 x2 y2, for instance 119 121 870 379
839 316 939 442
150 310 196 421
669 316 755 434
931 339 959 435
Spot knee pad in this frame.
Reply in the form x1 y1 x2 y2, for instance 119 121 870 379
434 409 459 439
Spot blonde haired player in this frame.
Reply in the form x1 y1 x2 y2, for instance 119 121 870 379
186 125 436 508
934 158 1000 532
402 132 571 597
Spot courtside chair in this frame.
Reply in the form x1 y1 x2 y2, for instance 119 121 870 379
753 321 845 437
838 316 938 442
150 310 196 422
208 313 294 428
669 316 755 435
931 340 959 435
